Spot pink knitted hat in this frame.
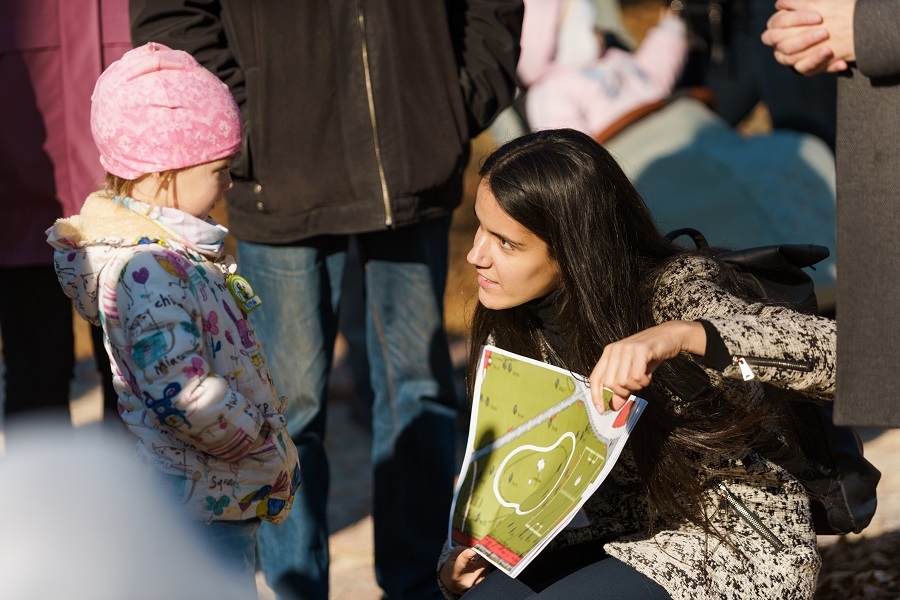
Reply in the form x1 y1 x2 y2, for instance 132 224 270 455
90 42 242 180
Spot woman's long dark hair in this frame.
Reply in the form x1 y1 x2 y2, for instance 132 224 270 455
467 129 777 535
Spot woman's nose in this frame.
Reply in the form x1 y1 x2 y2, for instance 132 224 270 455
467 228 488 267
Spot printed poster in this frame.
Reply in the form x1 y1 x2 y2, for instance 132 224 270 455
448 345 646 577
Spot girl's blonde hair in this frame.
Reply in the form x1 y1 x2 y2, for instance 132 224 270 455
104 170 179 201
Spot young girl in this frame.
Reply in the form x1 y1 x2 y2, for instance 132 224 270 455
47 43 300 596
439 129 835 599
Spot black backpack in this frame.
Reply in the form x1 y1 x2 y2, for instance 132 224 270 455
666 228 881 535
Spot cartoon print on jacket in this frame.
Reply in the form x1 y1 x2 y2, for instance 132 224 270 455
144 382 192 429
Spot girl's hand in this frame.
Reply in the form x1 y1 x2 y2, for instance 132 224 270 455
439 547 493 595
589 321 706 412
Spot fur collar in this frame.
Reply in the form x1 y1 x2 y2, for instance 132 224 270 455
51 192 172 245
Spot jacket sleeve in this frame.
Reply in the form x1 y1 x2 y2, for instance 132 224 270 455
129 0 251 178
115 249 265 461
130 0 242 98
436 542 463 600
630 13 688 94
853 0 900 78
451 0 524 134
652 256 837 398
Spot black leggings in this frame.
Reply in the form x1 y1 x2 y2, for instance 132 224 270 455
462 540 671 599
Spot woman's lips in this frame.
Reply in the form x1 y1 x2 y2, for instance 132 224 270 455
477 273 497 289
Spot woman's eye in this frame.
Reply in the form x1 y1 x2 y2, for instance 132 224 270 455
500 238 513 250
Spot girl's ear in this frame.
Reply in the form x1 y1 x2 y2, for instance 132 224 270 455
153 171 172 189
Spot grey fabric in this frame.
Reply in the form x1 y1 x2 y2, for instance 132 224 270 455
833 0 900 427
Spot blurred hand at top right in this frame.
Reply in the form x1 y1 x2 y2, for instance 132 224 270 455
761 0 857 75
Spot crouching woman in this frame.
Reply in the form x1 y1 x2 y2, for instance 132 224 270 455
439 128 833 599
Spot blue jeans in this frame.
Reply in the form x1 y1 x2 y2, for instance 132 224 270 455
242 216 459 600
157 472 261 599
198 519 262 599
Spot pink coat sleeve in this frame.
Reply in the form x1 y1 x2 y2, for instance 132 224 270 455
631 14 688 94
517 0 566 86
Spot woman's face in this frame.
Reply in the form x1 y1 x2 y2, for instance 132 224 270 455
467 180 561 310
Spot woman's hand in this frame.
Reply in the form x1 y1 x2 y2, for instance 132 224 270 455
439 546 493 596
589 321 706 412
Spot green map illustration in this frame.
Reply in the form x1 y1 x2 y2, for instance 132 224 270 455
449 345 645 576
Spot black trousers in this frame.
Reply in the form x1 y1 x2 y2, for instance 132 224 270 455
462 540 671 599
0 264 115 423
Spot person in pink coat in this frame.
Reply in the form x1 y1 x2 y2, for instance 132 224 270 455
0 0 130 426
518 0 688 139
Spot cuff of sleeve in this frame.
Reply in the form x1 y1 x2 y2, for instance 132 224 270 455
854 0 900 76
437 544 464 600
657 13 687 35
696 319 731 370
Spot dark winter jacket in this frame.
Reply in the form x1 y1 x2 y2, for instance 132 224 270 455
130 0 523 243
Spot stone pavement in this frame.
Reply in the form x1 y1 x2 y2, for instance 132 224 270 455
3 351 899 599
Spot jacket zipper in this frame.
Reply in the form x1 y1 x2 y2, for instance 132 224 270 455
356 0 393 227
733 355 813 381
717 483 785 552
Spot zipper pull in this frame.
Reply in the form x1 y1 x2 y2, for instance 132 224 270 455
734 356 755 381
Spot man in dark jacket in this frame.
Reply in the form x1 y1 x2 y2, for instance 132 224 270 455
130 1 523 598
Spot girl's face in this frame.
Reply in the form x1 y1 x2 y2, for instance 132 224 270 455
133 156 233 220
467 180 561 310
169 157 234 220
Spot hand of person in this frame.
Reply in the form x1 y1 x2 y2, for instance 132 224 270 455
589 321 706 412
439 546 494 595
761 8 837 73
761 0 856 75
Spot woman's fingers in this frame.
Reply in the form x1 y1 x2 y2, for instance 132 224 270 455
825 58 849 72
589 344 649 411
440 547 493 595
762 9 828 63
589 322 705 411
794 45 838 74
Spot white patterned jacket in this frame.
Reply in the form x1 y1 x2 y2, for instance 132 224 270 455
48 193 300 524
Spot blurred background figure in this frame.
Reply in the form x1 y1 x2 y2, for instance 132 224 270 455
508 0 837 308
517 0 688 139
0 0 129 430
0 419 247 600
680 0 838 151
